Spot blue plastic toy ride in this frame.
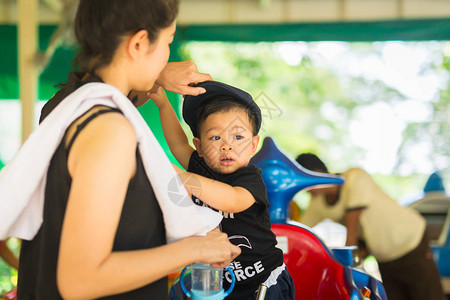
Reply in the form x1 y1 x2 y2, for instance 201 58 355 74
250 137 387 300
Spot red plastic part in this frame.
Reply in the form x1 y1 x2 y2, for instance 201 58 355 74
272 224 351 300
3 288 16 300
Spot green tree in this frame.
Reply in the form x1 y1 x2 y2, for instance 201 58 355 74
179 41 450 200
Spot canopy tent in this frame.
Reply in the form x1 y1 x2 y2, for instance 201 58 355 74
1 18 449 100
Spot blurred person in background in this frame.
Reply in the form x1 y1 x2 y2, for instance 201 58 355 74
296 153 444 300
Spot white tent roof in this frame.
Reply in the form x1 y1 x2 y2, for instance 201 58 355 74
1 0 450 25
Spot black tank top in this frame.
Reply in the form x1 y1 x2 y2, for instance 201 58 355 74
17 108 168 299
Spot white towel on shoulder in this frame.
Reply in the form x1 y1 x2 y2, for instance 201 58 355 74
0 82 222 243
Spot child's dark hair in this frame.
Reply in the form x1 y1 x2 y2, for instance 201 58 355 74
195 96 259 138
74 0 179 73
296 153 329 173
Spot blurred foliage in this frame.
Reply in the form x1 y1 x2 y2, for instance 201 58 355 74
0 239 19 295
180 41 449 201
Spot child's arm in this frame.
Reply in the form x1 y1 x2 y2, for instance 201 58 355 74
173 165 256 213
149 85 194 169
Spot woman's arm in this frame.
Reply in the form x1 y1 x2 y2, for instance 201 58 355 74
149 85 194 169
157 61 212 96
127 60 211 106
58 113 239 300
174 165 256 213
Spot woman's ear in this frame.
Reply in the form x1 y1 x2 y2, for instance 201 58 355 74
193 137 203 157
127 29 149 59
250 135 260 156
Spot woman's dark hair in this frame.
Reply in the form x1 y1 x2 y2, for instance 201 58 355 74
74 0 179 72
195 96 259 137
296 153 329 173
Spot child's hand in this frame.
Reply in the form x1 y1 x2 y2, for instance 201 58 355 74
147 83 169 108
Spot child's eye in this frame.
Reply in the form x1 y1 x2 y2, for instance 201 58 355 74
234 135 244 140
210 136 220 141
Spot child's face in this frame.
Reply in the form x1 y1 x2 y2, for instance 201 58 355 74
193 109 260 174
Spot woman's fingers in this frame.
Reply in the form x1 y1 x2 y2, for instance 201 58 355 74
209 244 241 268
187 71 213 85
230 244 241 261
157 61 213 96
178 85 207 96
198 229 241 267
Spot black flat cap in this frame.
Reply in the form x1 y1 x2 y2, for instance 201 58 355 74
183 81 262 137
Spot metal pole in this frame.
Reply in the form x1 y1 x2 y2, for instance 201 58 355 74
256 283 268 300
18 0 38 142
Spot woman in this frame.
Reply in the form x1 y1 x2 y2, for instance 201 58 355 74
16 0 240 299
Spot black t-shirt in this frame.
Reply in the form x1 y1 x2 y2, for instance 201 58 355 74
188 151 284 299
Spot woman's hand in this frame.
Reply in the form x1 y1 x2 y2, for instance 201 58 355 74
157 61 212 96
194 228 241 268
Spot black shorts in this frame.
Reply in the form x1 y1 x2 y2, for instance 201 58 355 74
249 265 295 300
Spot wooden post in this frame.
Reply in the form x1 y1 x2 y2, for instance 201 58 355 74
339 0 347 21
397 0 404 19
18 0 38 142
